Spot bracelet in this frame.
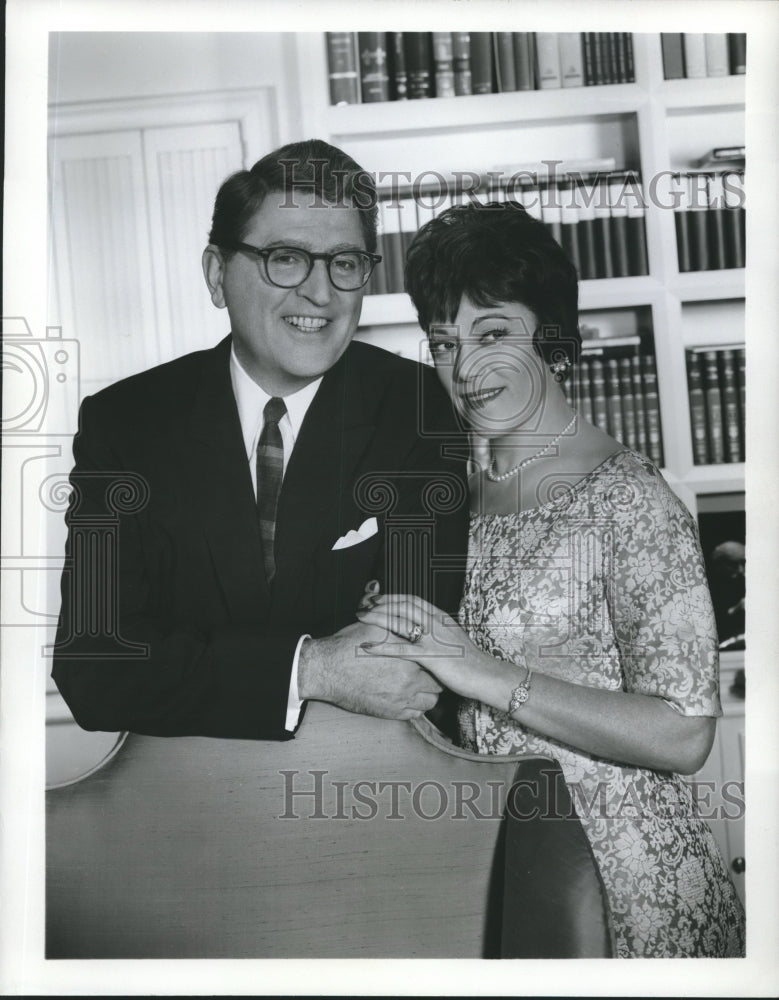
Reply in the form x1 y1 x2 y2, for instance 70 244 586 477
508 665 533 714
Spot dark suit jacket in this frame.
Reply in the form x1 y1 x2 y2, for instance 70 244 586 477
52 336 469 740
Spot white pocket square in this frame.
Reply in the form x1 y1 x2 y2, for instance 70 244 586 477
331 517 378 550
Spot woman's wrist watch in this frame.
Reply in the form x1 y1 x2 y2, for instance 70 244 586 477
508 663 533 714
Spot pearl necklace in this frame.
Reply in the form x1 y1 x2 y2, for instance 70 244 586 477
486 414 578 483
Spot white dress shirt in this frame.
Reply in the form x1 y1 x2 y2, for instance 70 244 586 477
230 346 323 732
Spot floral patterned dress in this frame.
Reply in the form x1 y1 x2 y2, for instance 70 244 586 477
457 450 745 958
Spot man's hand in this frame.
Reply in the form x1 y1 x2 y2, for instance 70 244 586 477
297 622 443 721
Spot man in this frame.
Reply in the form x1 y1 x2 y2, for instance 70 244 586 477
52 138 469 741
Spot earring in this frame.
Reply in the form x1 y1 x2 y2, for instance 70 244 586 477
550 356 572 382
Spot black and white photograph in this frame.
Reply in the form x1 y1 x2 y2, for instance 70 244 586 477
2 0 778 995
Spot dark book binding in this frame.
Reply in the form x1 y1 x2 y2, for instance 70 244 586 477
358 32 390 103
686 351 709 464
453 32 475 95
641 355 664 466
702 349 726 463
470 32 494 93
589 357 609 433
389 32 408 100
728 33 746 74
661 33 685 79
605 358 625 442
404 33 433 99
630 356 648 456
719 349 743 463
618 356 639 449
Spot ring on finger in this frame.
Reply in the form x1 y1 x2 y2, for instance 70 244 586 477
406 624 424 644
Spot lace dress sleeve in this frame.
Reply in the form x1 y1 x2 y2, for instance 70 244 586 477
606 460 721 717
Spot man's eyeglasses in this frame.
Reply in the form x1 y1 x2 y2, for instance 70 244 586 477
222 242 382 292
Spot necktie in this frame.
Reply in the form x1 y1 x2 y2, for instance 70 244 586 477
256 396 287 585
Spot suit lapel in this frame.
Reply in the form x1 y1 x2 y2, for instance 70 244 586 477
272 347 375 612
184 338 270 619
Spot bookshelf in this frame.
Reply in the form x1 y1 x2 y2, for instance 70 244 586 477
295 31 746 518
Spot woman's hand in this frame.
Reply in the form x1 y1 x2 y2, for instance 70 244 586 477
356 586 486 697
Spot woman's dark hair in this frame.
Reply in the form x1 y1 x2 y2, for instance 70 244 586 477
208 138 378 254
405 202 581 368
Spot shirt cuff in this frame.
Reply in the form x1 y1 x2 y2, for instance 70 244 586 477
285 634 310 732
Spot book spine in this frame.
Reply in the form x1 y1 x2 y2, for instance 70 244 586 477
686 351 709 464
432 32 456 97
593 176 614 278
389 32 408 100
625 173 649 276
630 356 648 456
591 32 605 84
404 33 433 99
723 170 746 268
608 173 631 278
618 356 639 449
558 33 584 88
705 33 730 77
641 355 664 466
326 32 361 105
707 173 728 270
574 175 598 280
379 198 404 294
736 346 746 457
688 173 711 271
494 32 517 92
366 200 388 296
661 33 685 79
540 182 563 246
682 34 707 78
624 33 635 81
675 173 693 272
589 357 609 433
605 32 619 85
398 192 419 264
583 33 595 86
702 349 725 463
577 356 594 425
358 32 390 102
453 31 475 95
614 32 628 83
535 32 562 89
559 179 581 274
605 359 625 442
513 32 535 91
728 33 747 74
719 349 743 462
471 31 493 94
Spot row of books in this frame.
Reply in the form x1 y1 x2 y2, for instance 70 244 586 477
365 171 650 295
326 32 634 105
661 34 746 80
562 344 664 467
686 347 745 465
674 171 746 272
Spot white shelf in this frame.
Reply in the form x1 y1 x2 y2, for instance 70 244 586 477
670 270 745 302
682 464 746 493
658 75 745 111
327 84 647 139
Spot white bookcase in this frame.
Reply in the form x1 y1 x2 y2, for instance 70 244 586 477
295 32 745 516
295 32 747 893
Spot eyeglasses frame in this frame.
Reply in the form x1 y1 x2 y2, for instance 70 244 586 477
220 241 383 291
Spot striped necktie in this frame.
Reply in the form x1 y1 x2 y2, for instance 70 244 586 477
256 396 287 585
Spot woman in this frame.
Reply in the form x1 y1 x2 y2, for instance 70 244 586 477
357 202 745 958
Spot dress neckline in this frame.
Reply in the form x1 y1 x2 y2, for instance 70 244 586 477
470 447 633 518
